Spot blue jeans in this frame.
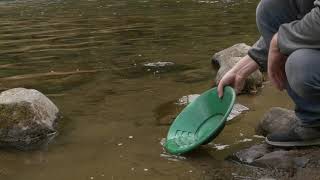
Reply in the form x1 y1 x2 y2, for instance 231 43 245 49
249 0 320 126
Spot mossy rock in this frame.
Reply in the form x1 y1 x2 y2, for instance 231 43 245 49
0 88 59 150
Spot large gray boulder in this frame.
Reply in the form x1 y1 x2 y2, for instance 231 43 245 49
0 88 59 150
212 43 264 94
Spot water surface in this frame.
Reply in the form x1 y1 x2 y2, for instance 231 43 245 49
0 0 293 179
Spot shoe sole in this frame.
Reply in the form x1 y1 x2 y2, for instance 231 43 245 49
266 137 320 147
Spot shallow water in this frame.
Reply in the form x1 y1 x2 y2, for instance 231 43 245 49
0 0 294 179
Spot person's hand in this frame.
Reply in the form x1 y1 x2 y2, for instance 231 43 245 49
217 69 246 97
217 55 259 98
268 33 288 91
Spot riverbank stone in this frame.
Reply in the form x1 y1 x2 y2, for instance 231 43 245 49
230 107 320 172
211 43 264 94
0 88 60 150
256 107 298 136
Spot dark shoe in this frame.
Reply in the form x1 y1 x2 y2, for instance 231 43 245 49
300 120 320 128
266 125 320 147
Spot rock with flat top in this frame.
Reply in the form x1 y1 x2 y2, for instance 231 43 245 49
212 43 264 94
234 144 271 164
0 88 60 150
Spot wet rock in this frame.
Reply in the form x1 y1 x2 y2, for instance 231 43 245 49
174 69 211 83
114 61 193 79
256 107 298 136
143 61 175 68
234 144 271 164
231 143 314 169
211 43 264 94
157 114 176 126
230 108 320 171
154 101 182 126
142 61 191 75
253 150 294 169
0 88 60 150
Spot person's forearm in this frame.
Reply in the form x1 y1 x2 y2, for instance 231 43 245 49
231 55 260 78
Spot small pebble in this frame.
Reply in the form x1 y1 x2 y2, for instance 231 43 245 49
90 177 94 180
144 168 148 171
118 143 123 146
128 136 133 139
131 168 135 171
189 170 193 173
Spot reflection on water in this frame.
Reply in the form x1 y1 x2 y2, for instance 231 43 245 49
0 0 294 179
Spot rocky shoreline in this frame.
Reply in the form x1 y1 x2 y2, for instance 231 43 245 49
213 44 320 179
227 107 320 179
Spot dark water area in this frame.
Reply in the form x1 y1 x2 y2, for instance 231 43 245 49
0 0 294 179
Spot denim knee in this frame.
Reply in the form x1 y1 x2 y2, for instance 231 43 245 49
256 0 279 35
256 0 298 42
285 49 320 99
256 0 271 32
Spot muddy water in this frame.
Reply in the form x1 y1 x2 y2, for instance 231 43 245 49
0 0 293 179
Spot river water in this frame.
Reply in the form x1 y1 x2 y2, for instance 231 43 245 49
0 0 294 179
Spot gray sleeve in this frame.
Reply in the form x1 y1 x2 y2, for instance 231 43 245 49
248 37 268 71
278 3 320 55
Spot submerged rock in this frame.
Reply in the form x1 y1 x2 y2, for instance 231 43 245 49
174 69 211 84
143 61 175 68
212 43 264 94
0 88 59 150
